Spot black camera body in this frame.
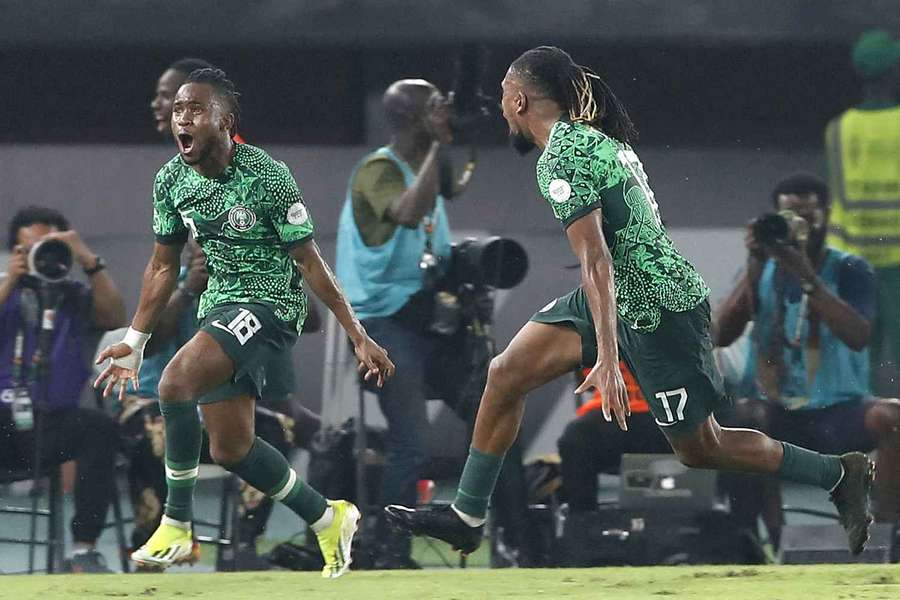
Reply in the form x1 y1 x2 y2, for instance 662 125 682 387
447 45 497 143
420 236 528 294
420 236 528 336
447 236 528 291
751 210 809 247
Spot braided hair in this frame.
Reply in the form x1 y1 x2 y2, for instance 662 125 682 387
510 46 637 144
184 67 241 134
169 57 213 77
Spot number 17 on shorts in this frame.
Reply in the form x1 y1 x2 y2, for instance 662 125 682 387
653 387 688 428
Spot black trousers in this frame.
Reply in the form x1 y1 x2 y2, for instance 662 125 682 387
0 407 120 543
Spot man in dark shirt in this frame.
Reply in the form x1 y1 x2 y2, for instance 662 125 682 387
715 173 900 522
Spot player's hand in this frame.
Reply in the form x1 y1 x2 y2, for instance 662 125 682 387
353 334 395 388
94 342 142 401
4 245 29 285
576 361 630 431
425 91 453 145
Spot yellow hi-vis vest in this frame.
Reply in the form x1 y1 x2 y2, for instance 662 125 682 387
825 105 900 268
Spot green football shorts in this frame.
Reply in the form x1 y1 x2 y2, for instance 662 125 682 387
197 302 298 405
531 288 730 438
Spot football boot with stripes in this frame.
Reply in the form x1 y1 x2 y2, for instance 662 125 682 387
316 500 361 579
130 517 199 570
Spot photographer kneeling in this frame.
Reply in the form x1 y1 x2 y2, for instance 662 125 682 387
714 174 900 523
0 206 126 572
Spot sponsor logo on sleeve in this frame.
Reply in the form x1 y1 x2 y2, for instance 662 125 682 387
287 202 309 225
548 179 572 203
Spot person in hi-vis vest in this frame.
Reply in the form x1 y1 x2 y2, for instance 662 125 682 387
825 30 900 396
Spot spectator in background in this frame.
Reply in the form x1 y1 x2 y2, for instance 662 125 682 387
825 30 900 396
714 173 900 523
0 206 126 572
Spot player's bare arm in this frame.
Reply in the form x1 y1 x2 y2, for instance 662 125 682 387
290 239 395 387
94 240 184 399
566 208 630 430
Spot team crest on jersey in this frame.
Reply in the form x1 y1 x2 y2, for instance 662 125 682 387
548 179 572 203
287 202 309 225
228 206 257 232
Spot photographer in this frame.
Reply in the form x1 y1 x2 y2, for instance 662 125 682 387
335 79 475 568
0 206 126 572
714 173 900 522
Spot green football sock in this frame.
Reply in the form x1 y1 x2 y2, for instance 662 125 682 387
225 437 328 524
160 400 202 524
778 442 844 491
453 446 505 520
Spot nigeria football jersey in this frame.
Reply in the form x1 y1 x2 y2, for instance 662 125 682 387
152 143 314 327
536 119 709 332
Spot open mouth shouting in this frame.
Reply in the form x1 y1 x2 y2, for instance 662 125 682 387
176 131 195 156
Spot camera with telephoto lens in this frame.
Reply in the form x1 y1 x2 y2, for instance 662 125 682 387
447 237 529 290
750 210 809 247
27 238 73 284
422 236 528 336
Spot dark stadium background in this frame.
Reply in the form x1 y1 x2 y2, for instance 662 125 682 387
1 0 897 467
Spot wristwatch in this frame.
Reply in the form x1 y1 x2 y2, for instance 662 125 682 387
84 256 107 276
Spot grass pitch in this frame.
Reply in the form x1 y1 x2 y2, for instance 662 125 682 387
4 565 900 600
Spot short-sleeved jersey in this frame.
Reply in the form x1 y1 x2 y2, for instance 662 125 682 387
536 119 709 332
152 143 314 327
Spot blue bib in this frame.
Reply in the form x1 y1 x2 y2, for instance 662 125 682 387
336 147 452 320
747 248 870 409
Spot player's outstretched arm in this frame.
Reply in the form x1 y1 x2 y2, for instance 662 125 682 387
290 239 395 387
94 241 183 399
566 209 630 431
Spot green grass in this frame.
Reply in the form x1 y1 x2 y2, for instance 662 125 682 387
4 565 900 600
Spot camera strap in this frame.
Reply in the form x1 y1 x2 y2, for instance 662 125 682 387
10 288 41 388
423 215 435 251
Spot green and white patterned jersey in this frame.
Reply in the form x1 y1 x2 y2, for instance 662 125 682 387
536 119 708 331
152 143 314 327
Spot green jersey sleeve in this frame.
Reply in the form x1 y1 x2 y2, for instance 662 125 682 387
267 162 315 248
152 168 189 245
539 123 627 228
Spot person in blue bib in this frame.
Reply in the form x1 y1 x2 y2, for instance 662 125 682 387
336 79 460 568
715 173 900 523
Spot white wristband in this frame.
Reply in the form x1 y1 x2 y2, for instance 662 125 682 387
122 326 152 352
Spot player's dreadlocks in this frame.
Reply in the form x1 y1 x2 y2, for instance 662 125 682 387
511 46 637 144
169 57 213 77
184 67 241 133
